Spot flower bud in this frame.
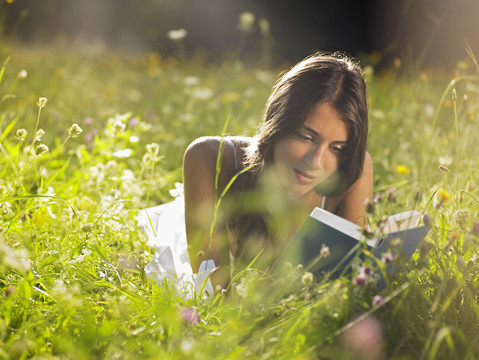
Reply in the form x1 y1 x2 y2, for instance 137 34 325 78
35 144 49 156
68 123 83 138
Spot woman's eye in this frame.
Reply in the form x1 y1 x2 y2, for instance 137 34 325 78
331 145 345 153
297 132 313 142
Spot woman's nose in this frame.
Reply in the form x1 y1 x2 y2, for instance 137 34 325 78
307 145 326 169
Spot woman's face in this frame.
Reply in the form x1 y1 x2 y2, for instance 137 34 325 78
272 102 348 197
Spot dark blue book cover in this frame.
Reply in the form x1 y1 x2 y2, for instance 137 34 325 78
271 208 429 281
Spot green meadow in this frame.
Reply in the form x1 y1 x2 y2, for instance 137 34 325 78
1 42 479 359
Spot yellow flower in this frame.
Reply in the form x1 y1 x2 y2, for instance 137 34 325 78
437 188 452 202
396 165 410 175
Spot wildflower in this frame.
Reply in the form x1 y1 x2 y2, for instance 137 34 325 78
146 143 160 156
15 128 27 141
393 58 402 68
35 144 49 156
4 286 16 297
423 213 431 226
353 273 366 286
142 153 156 167
68 123 83 138
192 87 214 100
128 117 139 127
361 266 373 276
37 97 48 108
258 17 270 36
437 188 452 203
301 271 314 288
112 119 126 134
472 222 479 236
183 76 200 86
17 69 28 79
438 155 452 166
81 223 93 233
372 295 384 306
238 12 255 32
84 117 94 125
381 252 394 264
364 198 374 214
167 29 187 41
439 165 449 173
113 148 132 158
454 209 470 229
169 182 184 198
35 129 45 142
341 315 384 360
320 244 330 258
396 165 410 175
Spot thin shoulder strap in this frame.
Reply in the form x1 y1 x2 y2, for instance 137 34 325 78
224 138 239 172
321 196 327 209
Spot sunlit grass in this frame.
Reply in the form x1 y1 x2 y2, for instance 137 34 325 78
1 44 479 359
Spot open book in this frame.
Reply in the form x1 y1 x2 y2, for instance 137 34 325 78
271 208 430 286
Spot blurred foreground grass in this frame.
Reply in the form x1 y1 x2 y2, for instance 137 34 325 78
1 45 479 359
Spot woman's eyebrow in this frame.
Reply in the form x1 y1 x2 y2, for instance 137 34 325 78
301 125 348 143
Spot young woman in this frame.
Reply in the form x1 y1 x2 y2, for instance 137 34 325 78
182 52 373 288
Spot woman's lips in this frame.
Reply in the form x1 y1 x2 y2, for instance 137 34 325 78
293 168 316 184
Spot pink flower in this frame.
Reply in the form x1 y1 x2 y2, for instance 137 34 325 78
372 295 384 306
180 307 200 325
353 273 366 286
84 117 94 126
361 266 373 276
129 117 139 127
381 253 394 264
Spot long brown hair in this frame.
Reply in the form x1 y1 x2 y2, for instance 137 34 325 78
228 52 369 261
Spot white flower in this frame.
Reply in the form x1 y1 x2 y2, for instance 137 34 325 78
68 123 83 138
167 29 187 41
183 76 200 86
238 12 255 32
169 182 184 198
258 17 270 36
113 149 132 158
17 69 28 80
438 156 453 166
192 87 214 100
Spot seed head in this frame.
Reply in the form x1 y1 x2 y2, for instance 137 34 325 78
238 12 255 32
301 271 314 288
146 143 160 156
15 128 27 141
17 69 28 80
320 244 330 258
454 209 470 229
37 97 48 108
68 123 83 138
439 165 449 173
35 129 45 143
35 144 49 156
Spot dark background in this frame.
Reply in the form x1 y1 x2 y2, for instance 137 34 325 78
2 0 479 68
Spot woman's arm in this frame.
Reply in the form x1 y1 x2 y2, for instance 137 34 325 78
336 151 373 226
183 136 236 288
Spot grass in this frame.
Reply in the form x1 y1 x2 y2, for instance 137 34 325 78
1 42 479 359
